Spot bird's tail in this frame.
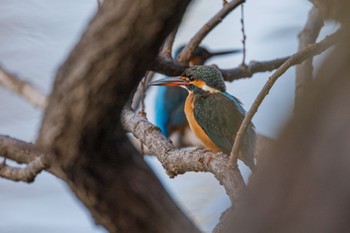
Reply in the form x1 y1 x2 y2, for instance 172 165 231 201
241 123 256 172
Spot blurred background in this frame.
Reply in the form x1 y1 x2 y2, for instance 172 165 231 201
0 0 336 232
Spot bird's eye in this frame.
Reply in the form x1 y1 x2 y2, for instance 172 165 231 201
188 75 194 81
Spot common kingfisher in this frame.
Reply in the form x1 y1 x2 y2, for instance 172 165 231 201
155 46 241 139
150 65 255 171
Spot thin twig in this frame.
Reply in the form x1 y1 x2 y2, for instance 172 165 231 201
139 72 151 155
177 0 245 64
229 30 340 168
295 6 323 113
240 4 247 66
0 65 47 109
131 71 155 110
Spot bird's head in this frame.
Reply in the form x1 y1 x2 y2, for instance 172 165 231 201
175 45 241 66
148 65 226 93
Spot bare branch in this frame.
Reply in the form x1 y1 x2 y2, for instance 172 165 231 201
160 26 179 58
240 4 247 66
152 54 289 80
0 156 46 182
177 0 244 64
295 6 323 113
0 54 289 112
122 107 246 203
221 57 289 81
0 65 47 109
0 135 42 163
0 135 52 182
152 55 189 76
132 71 155 110
229 29 340 167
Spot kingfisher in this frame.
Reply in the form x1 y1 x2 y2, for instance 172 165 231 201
155 46 241 141
150 65 256 171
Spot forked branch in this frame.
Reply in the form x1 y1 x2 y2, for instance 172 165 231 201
0 156 46 182
0 135 49 182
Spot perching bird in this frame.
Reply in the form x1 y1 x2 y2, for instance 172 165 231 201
150 65 255 171
155 46 241 140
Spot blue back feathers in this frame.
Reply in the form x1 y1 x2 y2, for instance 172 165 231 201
155 84 187 137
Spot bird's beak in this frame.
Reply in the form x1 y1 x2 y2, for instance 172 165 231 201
208 49 242 58
148 77 188 87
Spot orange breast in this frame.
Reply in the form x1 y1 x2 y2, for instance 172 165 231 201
184 93 220 153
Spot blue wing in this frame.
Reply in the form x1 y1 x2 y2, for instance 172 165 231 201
155 82 187 137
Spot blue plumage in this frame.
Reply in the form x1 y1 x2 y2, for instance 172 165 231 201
154 45 241 139
150 65 256 171
155 85 187 137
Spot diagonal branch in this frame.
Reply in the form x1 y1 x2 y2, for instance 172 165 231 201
177 0 244 64
229 29 340 167
0 65 47 109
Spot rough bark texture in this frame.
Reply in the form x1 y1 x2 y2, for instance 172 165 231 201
122 108 248 204
37 1 200 233
219 21 350 233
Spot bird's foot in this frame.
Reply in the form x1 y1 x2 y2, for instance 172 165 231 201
203 148 213 153
206 155 213 165
203 149 216 165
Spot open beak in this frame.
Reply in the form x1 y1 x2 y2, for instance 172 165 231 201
148 77 188 87
209 49 242 58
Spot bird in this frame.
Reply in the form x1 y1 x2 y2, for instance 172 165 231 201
155 46 241 143
149 65 256 171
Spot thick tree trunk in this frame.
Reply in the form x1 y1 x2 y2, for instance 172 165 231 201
36 0 200 233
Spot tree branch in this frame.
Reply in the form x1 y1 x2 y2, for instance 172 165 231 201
219 24 350 233
177 0 244 64
122 107 246 203
0 135 51 182
0 65 47 109
295 6 323 113
0 135 42 163
161 26 179 58
36 1 200 232
0 156 46 182
152 54 289 80
220 57 289 81
131 71 155 111
229 29 340 167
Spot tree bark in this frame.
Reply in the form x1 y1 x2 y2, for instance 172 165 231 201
36 0 200 233
218 26 350 233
